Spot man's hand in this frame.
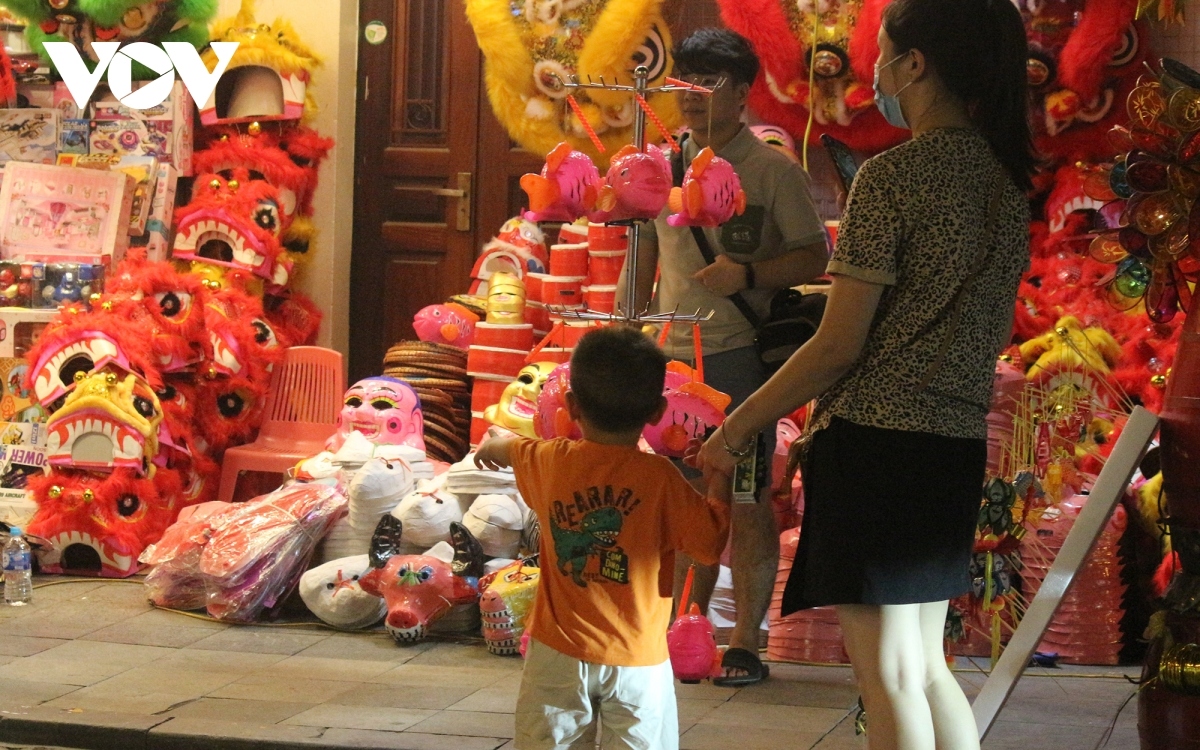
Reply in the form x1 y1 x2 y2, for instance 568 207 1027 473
693 254 748 297
473 437 513 471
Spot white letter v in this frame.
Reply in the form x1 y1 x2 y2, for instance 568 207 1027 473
43 42 119 109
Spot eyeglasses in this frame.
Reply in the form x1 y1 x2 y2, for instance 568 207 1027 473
677 74 725 90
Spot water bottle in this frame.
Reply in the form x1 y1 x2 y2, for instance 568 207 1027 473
3 526 32 606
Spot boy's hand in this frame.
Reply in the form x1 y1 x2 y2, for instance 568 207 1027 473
474 438 513 471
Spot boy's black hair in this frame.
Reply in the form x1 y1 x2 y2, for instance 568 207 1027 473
569 327 667 433
672 28 760 88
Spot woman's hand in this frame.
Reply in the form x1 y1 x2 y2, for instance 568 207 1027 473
686 425 740 484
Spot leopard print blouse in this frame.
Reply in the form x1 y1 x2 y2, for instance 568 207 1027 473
809 128 1030 440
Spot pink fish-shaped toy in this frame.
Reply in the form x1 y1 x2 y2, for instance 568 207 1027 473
667 567 721 683
589 145 673 223
413 303 480 348
642 362 731 458
520 142 602 223
666 147 747 227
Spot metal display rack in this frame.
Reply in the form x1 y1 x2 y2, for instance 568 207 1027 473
549 65 718 325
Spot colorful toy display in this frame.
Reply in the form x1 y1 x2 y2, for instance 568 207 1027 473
666 147 747 227
464 0 680 164
359 515 485 644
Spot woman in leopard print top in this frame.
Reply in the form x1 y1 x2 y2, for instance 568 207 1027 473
690 1 1034 748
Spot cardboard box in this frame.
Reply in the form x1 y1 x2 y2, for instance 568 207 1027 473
0 261 39 307
56 154 159 235
0 358 45 423
57 119 89 155
17 82 82 120
129 162 177 261
0 307 57 358
0 162 134 263
0 109 57 165
90 81 194 175
32 262 105 309
0 422 49 493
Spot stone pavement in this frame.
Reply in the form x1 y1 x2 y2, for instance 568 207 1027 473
0 577 1142 750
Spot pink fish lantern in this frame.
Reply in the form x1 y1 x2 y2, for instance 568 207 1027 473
413 303 479 348
666 147 746 227
667 602 721 683
643 362 730 457
520 142 602 223
535 363 583 440
589 144 672 223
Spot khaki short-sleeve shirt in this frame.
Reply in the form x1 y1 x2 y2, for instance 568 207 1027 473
641 126 827 359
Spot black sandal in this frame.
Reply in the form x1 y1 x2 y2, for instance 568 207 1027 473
713 647 770 687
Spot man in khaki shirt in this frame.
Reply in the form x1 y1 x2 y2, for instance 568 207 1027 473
619 29 828 685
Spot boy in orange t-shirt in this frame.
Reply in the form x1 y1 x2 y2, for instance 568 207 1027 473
475 327 731 750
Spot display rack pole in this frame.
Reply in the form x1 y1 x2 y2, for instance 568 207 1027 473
553 67 718 325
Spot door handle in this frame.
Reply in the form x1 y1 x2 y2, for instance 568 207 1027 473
393 172 472 231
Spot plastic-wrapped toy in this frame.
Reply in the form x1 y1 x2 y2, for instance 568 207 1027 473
643 362 730 457
535 362 582 440
326 376 426 453
359 515 485 643
589 145 672 224
413 303 479 348
299 554 387 630
479 560 540 656
142 484 346 621
520 143 602 223
667 147 746 227
484 362 559 439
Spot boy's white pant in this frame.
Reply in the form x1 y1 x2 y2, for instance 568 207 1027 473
515 639 679 750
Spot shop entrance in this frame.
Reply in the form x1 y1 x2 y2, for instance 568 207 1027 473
350 0 541 381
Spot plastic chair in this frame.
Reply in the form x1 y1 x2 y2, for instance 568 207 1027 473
217 346 346 503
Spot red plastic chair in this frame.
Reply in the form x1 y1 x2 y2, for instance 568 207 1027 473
217 346 346 503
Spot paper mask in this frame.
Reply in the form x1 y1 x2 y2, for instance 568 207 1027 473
328 377 425 453
485 272 527 325
484 362 559 439
392 479 468 549
300 554 387 630
463 493 527 559
479 560 540 656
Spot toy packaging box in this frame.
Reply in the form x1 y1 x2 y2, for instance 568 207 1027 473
31 262 105 309
0 307 56 358
89 82 194 175
129 162 177 261
0 109 58 165
0 162 135 263
16 82 82 120
0 359 44 423
0 261 40 307
57 154 159 235
0 422 49 494
57 119 89 156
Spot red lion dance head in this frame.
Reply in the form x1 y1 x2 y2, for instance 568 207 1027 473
719 0 904 154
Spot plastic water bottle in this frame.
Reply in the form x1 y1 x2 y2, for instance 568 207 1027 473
3 526 32 606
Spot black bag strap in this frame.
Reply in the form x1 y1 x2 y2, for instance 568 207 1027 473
914 171 1007 393
671 132 763 329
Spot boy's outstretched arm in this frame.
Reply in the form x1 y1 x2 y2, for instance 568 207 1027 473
474 436 517 471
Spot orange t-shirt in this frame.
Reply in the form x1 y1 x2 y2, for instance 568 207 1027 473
510 438 730 667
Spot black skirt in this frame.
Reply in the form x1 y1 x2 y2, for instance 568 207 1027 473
781 417 986 614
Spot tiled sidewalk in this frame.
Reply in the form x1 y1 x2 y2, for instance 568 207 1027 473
0 577 1141 750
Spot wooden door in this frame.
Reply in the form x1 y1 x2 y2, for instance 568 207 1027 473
350 0 483 382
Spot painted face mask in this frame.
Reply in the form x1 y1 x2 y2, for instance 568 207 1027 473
330 377 425 453
483 362 558 438
485 272 527 325
300 554 387 630
873 52 912 130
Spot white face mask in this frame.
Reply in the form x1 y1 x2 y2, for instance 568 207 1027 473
873 52 914 130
